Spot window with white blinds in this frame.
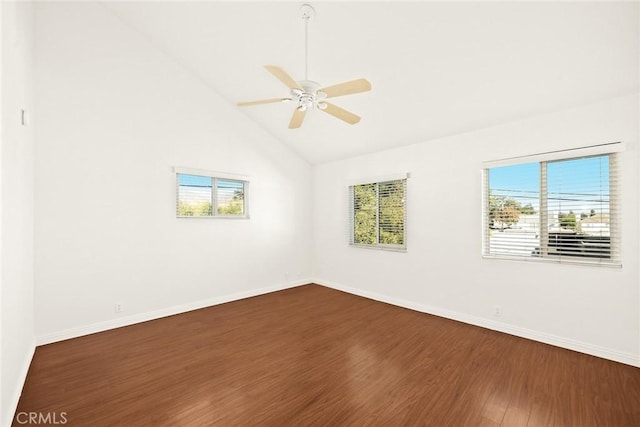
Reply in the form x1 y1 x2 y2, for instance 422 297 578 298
483 151 619 266
349 178 406 250
176 172 248 218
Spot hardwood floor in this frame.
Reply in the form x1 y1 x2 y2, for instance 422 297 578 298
14 284 640 426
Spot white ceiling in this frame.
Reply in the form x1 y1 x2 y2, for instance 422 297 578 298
104 1 639 165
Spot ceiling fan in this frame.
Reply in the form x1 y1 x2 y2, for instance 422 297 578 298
237 4 372 129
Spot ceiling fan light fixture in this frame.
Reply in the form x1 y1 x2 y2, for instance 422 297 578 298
236 3 371 129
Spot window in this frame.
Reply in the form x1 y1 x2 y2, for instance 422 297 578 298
483 149 619 266
349 177 407 250
176 169 248 218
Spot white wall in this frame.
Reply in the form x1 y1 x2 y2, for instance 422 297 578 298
34 3 312 342
312 94 640 366
1 2 35 425
0 1 629 423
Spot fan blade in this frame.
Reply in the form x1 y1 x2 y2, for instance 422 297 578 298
318 78 371 99
265 65 302 90
289 108 306 129
237 98 288 107
321 102 361 125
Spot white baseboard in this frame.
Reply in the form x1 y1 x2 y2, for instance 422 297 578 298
314 278 640 368
33 277 640 365
4 338 36 427
36 279 311 346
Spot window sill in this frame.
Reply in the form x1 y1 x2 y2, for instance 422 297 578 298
177 215 250 220
482 254 621 268
349 244 407 253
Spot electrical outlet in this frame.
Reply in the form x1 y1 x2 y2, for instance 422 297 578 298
494 306 501 317
115 303 123 313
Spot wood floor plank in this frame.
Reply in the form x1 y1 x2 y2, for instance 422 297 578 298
13 285 640 426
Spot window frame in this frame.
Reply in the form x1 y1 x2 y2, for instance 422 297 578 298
174 167 250 219
349 176 407 252
482 145 621 267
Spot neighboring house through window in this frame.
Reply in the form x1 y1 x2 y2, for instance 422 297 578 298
482 143 621 266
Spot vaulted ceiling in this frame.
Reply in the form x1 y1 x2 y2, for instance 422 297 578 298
105 1 639 164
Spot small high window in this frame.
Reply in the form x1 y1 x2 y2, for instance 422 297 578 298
175 169 248 218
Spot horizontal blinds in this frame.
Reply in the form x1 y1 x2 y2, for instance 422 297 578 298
177 173 247 218
352 183 377 245
545 155 618 263
378 180 406 246
486 160 541 258
484 153 619 265
177 174 213 217
350 179 406 248
216 179 245 216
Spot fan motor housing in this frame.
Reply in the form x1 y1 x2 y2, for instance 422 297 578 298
292 80 326 111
